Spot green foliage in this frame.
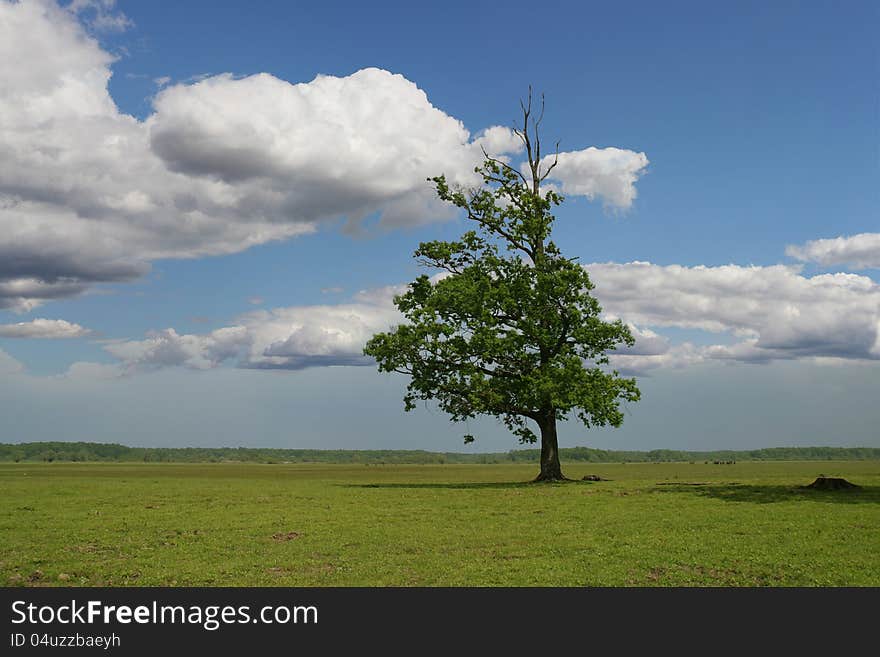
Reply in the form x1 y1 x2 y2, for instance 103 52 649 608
364 138 639 447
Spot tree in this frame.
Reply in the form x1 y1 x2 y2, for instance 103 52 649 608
363 93 640 481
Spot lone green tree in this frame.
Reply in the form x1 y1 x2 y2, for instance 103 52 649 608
364 94 640 481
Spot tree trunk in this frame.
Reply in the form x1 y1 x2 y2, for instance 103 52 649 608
534 412 566 482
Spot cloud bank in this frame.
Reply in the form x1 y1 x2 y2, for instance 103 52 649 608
590 262 880 372
102 285 405 372
0 0 648 312
0 318 91 338
787 233 880 270
98 262 880 376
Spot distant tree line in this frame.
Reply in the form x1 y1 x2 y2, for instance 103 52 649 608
504 445 880 463
0 442 877 464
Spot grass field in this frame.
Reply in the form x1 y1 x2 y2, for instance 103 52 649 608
1 460 878 586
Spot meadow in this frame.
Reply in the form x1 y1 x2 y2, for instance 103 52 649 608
1 460 877 586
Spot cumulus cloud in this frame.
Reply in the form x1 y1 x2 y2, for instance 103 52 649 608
0 277 93 313
0 0 313 310
615 324 671 356
786 233 880 270
473 125 524 159
150 70 484 189
609 343 706 375
0 318 91 338
101 261 880 376
104 326 251 371
102 287 402 372
246 300 400 369
539 147 649 210
590 261 880 372
0 1 648 311
60 360 123 380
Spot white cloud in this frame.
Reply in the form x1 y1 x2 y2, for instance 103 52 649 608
61 360 123 379
538 147 649 210
102 283 403 372
66 0 131 32
0 0 315 310
786 233 880 270
0 347 24 374
473 125 524 158
0 318 91 338
104 326 251 371
616 323 671 356
246 300 400 369
590 261 880 372
0 277 91 313
102 261 880 376
609 342 706 375
0 1 649 311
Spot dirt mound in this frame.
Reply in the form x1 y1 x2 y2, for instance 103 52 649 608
271 531 301 541
803 476 860 490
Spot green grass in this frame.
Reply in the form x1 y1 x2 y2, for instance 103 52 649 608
1 461 878 586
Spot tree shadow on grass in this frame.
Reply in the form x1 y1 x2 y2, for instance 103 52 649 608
654 483 880 505
343 481 560 490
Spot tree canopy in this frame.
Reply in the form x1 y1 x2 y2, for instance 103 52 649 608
364 94 640 481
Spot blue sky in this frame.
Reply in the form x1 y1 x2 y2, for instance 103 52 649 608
0 0 878 451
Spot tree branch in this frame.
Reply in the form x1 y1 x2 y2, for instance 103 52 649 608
465 206 535 261
480 145 528 186
538 140 560 183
